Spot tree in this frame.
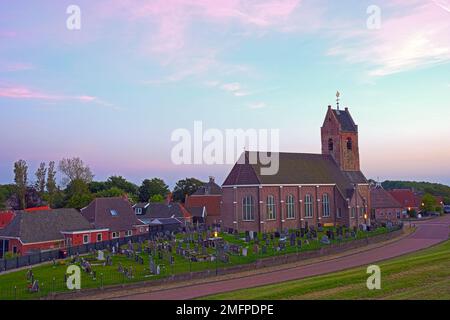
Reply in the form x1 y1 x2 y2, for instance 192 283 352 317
421 193 436 213
34 162 47 194
46 161 57 207
65 179 93 210
58 157 94 186
172 177 204 203
14 159 28 209
105 176 138 195
150 194 165 203
94 187 125 198
138 178 169 202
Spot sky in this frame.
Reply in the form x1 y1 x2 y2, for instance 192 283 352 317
1 0 450 187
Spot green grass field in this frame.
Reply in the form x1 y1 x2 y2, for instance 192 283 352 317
202 240 450 300
0 226 391 300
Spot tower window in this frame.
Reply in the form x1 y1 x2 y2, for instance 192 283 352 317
346 137 352 150
328 138 333 151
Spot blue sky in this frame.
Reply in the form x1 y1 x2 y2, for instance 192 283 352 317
1 0 450 187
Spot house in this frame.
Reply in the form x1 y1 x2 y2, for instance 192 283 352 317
185 176 222 226
0 208 104 257
133 197 191 234
370 186 404 222
81 197 149 240
221 104 371 233
388 189 420 213
0 211 15 229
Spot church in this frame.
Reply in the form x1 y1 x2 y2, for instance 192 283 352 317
220 103 370 233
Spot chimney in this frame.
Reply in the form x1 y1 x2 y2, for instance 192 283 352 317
209 176 215 183
345 107 348 112
166 192 173 205
328 105 331 110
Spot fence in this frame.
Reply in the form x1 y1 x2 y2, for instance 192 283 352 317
0 234 151 273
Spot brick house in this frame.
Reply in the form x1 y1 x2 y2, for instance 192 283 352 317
388 189 420 213
0 208 103 257
221 105 371 233
81 197 149 240
185 176 222 226
370 186 404 222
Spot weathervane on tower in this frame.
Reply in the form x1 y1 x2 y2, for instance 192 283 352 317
336 91 340 110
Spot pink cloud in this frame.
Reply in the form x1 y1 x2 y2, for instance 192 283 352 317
0 85 115 108
327 1 450 76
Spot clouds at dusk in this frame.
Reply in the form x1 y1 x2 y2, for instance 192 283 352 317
1 0 450 185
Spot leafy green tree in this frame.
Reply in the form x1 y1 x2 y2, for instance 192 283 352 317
95 187 125 198
46 161 57 207
105 176 138 195
421 193 436 212
58 157 94 186
65 179 93 209
14 159 28 209
138 178 169 202
34 162 47 194
88 181 108 194
172 177 204 203
150 194 165 203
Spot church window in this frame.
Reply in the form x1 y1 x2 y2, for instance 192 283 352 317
346 137 352 150
242 195 254 221
305 194 313 218
328 138 333 151
266 195 276 220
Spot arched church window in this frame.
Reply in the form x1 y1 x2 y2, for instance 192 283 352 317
328 138 333 151
346 137 352 150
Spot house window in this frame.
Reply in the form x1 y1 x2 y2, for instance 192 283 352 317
304 194 313 218
351 207 356 218
346 137 352 150
83 234 89 244
322 193 330 217
135 208 142 215
96 233 102 242
328 138 333 151
125 230 132 237
112 232 119 239
337 207 342 218
286 194 295 219
242 195 254 221
266 195 276 220
396 211 401 219
359 207 364 217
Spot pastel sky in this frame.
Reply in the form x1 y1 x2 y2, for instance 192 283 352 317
1 0 450 187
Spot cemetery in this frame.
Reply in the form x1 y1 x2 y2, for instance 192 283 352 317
0 223 397 300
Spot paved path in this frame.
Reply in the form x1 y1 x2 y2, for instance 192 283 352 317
116 215 450 300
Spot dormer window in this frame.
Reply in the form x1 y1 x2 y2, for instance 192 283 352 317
328 138 333 151
346 137 352 150
135 207 142 215
110 209 119 216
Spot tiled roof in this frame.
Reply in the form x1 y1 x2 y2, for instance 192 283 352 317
371 187 403 209
332 109 357 132
137 202 187 220
223 152 367 197
388 189 420 208
0 209 92 244
81 197 146 232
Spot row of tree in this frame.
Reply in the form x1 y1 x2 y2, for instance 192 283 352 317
0 158 205 210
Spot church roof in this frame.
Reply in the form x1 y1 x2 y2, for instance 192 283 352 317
332 108 357 132
222 152 367 197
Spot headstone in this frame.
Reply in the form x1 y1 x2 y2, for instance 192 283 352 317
242 247 248 257
97 250 105 261
320 235 330 245
262 245 267 254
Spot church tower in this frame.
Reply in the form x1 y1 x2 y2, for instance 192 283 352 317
321 94 360 172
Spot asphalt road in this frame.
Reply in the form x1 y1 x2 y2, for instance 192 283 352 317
116 215 450 300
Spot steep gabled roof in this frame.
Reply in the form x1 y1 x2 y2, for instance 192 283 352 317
332 108 357 132
0 209 92 244
223 152 367 197
371 187 403 209
192 178 222 196
388 189 420 208
81 197 146 232
138 202 187 220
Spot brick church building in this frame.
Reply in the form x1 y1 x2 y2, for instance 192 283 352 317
221 104 370 233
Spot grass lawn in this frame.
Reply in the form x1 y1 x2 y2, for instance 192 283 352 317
201 240 450 300
0 226 391 300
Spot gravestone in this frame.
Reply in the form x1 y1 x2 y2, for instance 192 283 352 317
242 247 248 257
320 235 330 245
262 245 267 254
97 250 105 261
